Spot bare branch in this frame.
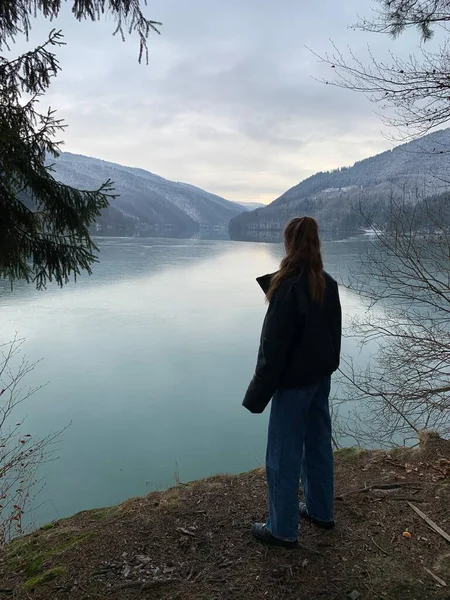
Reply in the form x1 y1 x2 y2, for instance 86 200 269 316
337 195 450 447
0 337 63 545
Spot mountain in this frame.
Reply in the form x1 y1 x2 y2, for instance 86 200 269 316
229 128 450 242
237 202 266 211
51 153 244 232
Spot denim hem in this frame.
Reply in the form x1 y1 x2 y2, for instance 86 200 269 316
307 511 334 523
266 524 297 543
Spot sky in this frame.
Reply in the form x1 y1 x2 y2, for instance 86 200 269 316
11 0 438 203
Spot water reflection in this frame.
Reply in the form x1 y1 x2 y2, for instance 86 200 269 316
0 237 231 305
0 237 371 526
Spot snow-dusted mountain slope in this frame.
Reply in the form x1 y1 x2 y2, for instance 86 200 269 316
230 128 450 240
51 153 244 229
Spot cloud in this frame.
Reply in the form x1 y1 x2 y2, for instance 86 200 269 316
10 0 439 202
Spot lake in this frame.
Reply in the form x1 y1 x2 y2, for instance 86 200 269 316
0 236 372 526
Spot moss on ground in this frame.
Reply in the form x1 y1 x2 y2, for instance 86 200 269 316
24 567 65 590
89 506 120 520
334 446 363 460
57 505 119 524
7 531 94 577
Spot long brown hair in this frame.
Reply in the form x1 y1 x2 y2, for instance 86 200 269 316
266 217 325 303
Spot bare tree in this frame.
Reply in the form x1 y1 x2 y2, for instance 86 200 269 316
0 337 61 545
334 193 450 447
314 1 450 139
310 2 450 446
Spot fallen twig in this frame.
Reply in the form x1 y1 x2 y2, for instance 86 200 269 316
336 481 422 500
141 579 175 590
218 559 236 568
177 527 196 537
193 568 206 582
384 458 407 469
92 566 116 576
371 537 390 556
113 579 174 591
113 582 143 590
424 567 447 587
386 496 426 502
407 502 450 544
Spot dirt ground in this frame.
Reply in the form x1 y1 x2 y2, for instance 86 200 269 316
1 432 450 600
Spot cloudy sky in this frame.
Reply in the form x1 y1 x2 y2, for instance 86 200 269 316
16 1 433 203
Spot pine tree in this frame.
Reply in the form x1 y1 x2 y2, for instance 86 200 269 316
0 2 161 289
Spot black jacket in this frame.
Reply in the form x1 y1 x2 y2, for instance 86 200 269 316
243 271 342 414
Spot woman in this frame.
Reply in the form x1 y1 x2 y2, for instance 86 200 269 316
243 216 342 548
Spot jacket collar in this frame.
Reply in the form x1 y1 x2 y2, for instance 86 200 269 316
257 270 310 294
256 272 277 294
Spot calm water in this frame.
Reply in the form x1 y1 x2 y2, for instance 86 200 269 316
1 237 372 526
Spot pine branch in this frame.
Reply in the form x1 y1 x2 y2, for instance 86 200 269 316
0 1 162 63
357 1 450 40
0 44 116 289
0 30 64 97
0 2 162 289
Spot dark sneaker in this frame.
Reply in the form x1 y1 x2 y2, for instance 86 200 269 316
251 523 297 548
299 502 335 530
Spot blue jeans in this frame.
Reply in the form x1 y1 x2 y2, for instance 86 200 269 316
265 377 334 542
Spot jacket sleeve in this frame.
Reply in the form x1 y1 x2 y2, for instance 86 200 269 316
243 281 301 414
329 283 342 368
